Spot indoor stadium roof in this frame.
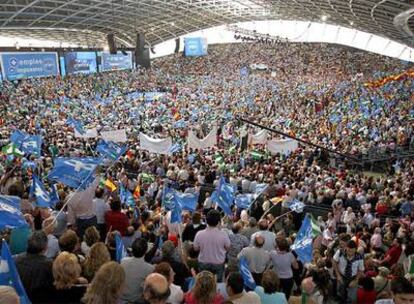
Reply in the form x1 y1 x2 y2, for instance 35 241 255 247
0 0 413 48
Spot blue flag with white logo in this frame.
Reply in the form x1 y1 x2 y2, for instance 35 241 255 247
96 140 127 161
211 176 235 215
29 175 51 208
288 199 305 213
0 240 31 304
291 214 313 264
119 185 135 207
235 193 255 210
239 256 256 290
115 233 127 263
10 130 42 156
254 183 268 195
48 184 60 207
173 191 198 212
0 196 28 230
47 157 101 190
66 118 85 135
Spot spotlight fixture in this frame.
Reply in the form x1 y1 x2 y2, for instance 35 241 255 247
321 15 328 22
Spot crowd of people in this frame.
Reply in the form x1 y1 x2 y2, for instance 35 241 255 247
0 41 414 304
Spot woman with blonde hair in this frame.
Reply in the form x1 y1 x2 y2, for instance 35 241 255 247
81 226 100 256
49 251 88 303
184 270 224 304
0 286 20 304
82 261 126 304
82 242 111 281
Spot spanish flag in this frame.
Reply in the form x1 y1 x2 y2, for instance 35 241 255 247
133 184 141 199
105 179 117 192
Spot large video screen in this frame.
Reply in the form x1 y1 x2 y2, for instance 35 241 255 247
64 52 97 75
184 37 208 57
99 51 133 72
0 52 59 81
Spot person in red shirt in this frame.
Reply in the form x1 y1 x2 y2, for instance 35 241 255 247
379 238 403 268
357 276 376 304
104 198 129 236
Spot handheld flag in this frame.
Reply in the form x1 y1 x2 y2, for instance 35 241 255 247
0 196 28 230
133 184 141 199
47 157 101 190
288 199 305 213
30 175 52 208
239 256 256 290
105 179 117 192
0 240 31 304
211 176 235 215
66 118 85 135
49 184 60 207
10 130 42 157
291 214 321 264
173 191 198 212
1 143 24 158
96 140 127 161
115 233 127 263
120 185 135 206
235 193 255 210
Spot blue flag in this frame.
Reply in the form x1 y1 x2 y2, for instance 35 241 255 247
96 140 127 161
211 176 235 215
254 183 268 195
0 240 31 304
291 214 313 264
115 233 127 263
173 191 198 212
48 184 60 207
235 193 255 210
168 143 182 155
239 256 256 290
29 175 52 208
119 185 135 206
66 118 85 135
288 199 305 213
10 130 42 156
162 186 174 210
0 196 28 230
47 157 101 190
170 196 182 224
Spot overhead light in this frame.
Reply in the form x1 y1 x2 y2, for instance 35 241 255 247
103 45 109 51
321 15 328 22
15 42 20 50
170 22 175 26
349 21 354 26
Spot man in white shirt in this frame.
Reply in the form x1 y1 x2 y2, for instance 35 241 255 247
333 240 364 303
93 187 109 241
250 219 276 252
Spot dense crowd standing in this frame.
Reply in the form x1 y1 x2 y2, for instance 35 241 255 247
0 42 414 304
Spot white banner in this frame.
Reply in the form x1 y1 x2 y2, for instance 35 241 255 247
101 129 127 143
187 127 217 150
267 139 298 155
248 129 268 145
74 128 98 139
139 133 172 155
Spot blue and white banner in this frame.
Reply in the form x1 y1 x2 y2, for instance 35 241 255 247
0 52 59 81
0 196 28 230
100 51 133 71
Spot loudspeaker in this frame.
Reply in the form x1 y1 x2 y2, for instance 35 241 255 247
174 38 180 53
135 48 150 69
107 33 117 54
136 33 145 52
135 33 150 69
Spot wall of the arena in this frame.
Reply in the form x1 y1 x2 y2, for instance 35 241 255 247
151 20 414 62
